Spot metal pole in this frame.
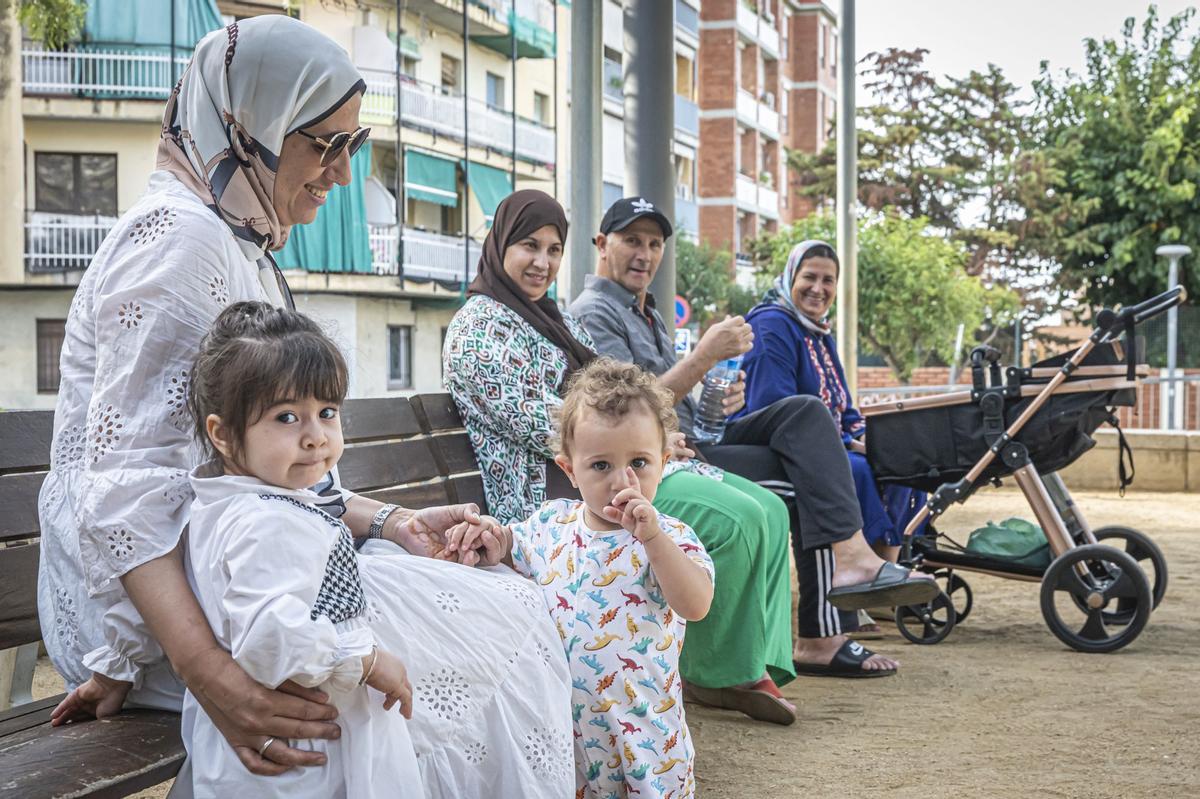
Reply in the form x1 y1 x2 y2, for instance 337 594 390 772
395 0 405 283
511 0 518 187
835 0 857 395
170 0 177 85
568 0 602 302
463 7 471 286
1014 314 1022 367
623 0 675 332
552 0 558 203
1156 244 1191 429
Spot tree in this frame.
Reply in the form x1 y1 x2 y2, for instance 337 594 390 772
751 213 1020 382
675 238 735 328
16 0 84 50
789 48 962 228
1030 6 1200 309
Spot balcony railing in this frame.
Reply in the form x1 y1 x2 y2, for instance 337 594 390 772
736 88 779 138
735 174 779 217
603 58 623 102
370 226 483 283
675 95 698 136
23 43 190 99
362 71 556 167
25 212 117 272
676 0 699 36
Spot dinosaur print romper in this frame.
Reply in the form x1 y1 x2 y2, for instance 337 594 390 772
510 499 715 799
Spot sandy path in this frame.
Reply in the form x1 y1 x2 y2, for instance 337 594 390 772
32 488 1199 798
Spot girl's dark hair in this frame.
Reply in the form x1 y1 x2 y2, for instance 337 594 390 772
800 243 840 271
188 301 348 462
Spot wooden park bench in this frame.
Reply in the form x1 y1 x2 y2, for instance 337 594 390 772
0 394 486 798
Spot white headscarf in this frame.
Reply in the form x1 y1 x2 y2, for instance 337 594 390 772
157 15 364 254
762 239 838 336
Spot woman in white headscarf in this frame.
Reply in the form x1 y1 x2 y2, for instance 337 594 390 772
40 16 571 797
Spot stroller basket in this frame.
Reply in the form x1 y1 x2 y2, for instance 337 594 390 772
864 340 1140 493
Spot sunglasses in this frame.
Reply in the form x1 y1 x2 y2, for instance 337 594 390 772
296 126 371 166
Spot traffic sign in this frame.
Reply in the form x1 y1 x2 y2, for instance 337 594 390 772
674 295 691 327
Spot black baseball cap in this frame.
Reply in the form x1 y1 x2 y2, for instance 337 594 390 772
598 196 674 240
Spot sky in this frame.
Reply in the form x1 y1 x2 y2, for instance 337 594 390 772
855 0 1197 99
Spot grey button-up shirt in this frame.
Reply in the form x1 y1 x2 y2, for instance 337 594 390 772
569 274 698 435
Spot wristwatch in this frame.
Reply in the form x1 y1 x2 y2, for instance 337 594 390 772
368 503 400 539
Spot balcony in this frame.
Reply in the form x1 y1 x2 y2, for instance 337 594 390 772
25 212 117 272
674 95 698 137
22 43 189 100
361 72 556 167
675 196 698 237
370 226 484 283
474 0 556 59
735 174 779 218
735 88 779 139
735 2 779 57
736 174 759 207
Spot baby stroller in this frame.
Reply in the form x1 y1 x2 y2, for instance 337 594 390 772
862 287 1183 653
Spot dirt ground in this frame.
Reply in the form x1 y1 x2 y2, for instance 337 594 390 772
32 488 1200 799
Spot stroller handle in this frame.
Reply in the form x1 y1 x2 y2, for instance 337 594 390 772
1096 286 1186 337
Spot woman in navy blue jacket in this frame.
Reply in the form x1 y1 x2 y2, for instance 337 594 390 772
735 240 925 589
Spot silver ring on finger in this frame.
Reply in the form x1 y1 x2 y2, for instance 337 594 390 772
258 737 276 756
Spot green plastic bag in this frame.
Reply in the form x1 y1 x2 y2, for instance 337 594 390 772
965 517 1052 569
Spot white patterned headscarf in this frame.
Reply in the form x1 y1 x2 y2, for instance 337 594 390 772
157 15 364 253
761 239 839 335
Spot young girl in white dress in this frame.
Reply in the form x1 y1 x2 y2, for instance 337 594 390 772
181 301 421 797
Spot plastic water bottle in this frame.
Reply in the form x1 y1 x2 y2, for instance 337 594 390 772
692 356 743 444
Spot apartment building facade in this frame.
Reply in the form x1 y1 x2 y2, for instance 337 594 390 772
0 0 565 410
696 0 837 270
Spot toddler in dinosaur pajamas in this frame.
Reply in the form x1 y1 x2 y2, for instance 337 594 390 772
453 358 714 799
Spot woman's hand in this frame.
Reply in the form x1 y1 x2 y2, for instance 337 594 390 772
49 673 131 726
387 503 492 558
665 432 695 462
441 515 510 567
184 647 341 776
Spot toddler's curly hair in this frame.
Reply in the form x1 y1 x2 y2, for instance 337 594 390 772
555 357 678 457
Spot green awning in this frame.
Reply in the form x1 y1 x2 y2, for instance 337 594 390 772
387 31 423 61
467 163 513 223
405 150 459 207
275 141 374 274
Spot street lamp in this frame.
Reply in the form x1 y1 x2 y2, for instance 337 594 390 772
1155 244 1191 429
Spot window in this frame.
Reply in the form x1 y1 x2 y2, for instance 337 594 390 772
533 91 550 125
400 55 418 77
37 319 66 394
831 29 838 77
440 54 461 92
388 325 413 389
818 21 825 68
674 53 695 101
35 153 117 216
486 72 506 111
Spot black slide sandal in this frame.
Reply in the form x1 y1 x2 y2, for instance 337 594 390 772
793 640 895 679
826 562 938 611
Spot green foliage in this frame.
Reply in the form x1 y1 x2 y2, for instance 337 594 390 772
754 213 1020 382
18 0 85 50
1031 5 1200 309
675 238 738 327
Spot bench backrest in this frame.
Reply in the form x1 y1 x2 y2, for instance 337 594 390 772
0 394 485 653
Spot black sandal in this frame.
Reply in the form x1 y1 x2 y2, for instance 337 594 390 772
792 640 895 679
826 562 938 611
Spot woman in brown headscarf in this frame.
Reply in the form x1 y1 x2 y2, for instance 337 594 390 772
445 190 597 523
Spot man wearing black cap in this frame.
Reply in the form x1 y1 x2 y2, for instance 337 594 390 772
571 197 935 683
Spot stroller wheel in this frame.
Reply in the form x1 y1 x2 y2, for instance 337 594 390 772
894 591 956 645
1085 526 1168 620
933 570 973 623
1040 544 1152 653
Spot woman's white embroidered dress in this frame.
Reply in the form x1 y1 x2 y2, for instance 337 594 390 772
36 169 573 797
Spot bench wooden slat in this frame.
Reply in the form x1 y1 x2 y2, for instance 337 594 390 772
337 439 441 493
0 471 47 543
342 397 421 441
448 475 489 514
0 411 54 474
0 695 62 738
410 393 462 433
359 481 450 510
0 543 42 650
434 432 480 476
0 708 184 799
